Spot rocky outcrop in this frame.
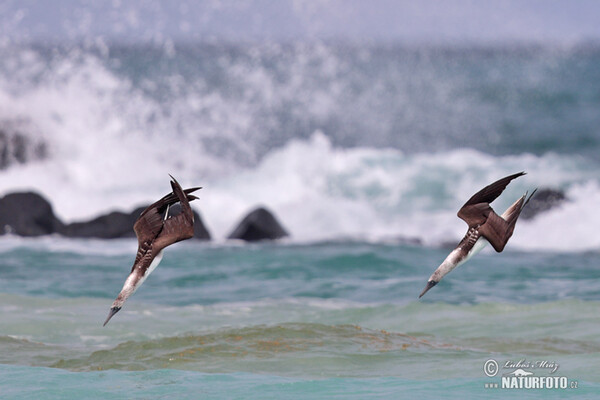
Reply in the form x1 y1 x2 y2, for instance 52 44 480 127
0 191 211 240
0 192 63 236
521 188 567 220
0 119 48 169
228 206 289 241
59 210 140 239
60 204 211 240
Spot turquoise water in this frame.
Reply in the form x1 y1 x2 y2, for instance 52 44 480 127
2 35 600 399
4 365 599 400
1 239 599 398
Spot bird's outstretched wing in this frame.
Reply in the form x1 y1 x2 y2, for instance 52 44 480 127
461 172 526 207
457 172 525 227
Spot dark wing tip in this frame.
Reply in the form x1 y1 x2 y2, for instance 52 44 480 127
170 175 182 189
524 187 538 206
507 171 526 179
462 171 527 207
184 187 202 196
168 176 202 202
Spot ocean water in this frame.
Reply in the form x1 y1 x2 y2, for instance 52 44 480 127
1 40 600 398
1 239 599 399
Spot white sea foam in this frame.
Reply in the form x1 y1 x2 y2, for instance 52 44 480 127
201 133 600 250
1 116 599 251
514 181 600 251
1 46 599 251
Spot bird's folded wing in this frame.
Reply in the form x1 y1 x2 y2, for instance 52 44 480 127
132 180 200 266
154 187 201 212
478 211 516 252
137 187 201 222
153 213 194 252
457 203 493 227
133 187 200 242
152 178 195 252
133 207 164 246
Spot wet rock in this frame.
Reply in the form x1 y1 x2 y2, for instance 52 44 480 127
521 188 567 220
0 192 63 236
228 207 289 241
59 210 139 239
0 119 48 169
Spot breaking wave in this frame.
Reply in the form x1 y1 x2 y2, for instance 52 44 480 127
1 43 599 250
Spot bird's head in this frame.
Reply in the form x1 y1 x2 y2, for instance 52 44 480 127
103 290 130 326
418 255 457 298
103 306 122 326
418 280 438 298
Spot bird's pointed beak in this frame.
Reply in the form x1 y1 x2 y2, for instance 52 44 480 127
103 307 121 326
419 280 437 298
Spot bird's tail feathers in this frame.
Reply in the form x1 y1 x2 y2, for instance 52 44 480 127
500 188 538 224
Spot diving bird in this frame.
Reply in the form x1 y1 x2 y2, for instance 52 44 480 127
103 175 201 326
419 172 536 298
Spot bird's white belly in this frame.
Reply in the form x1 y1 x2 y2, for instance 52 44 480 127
126 250 164 295
139 250 164 286
458 236 489 267
430 235 492 284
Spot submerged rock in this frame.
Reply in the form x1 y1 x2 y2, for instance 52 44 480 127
521 188 567 220
228 207 289 241
0 192 63 236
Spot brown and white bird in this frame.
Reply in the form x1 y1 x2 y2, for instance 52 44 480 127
419 172 536 298
103 175 201 326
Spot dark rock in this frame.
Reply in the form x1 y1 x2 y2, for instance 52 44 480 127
0 192 63 236
60 204 211 240
0 188 211 240
228 206 289 241
521 188 567 220
59 210 139 239
0 119 48 169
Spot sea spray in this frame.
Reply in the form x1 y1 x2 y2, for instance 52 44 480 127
1 44 600 249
